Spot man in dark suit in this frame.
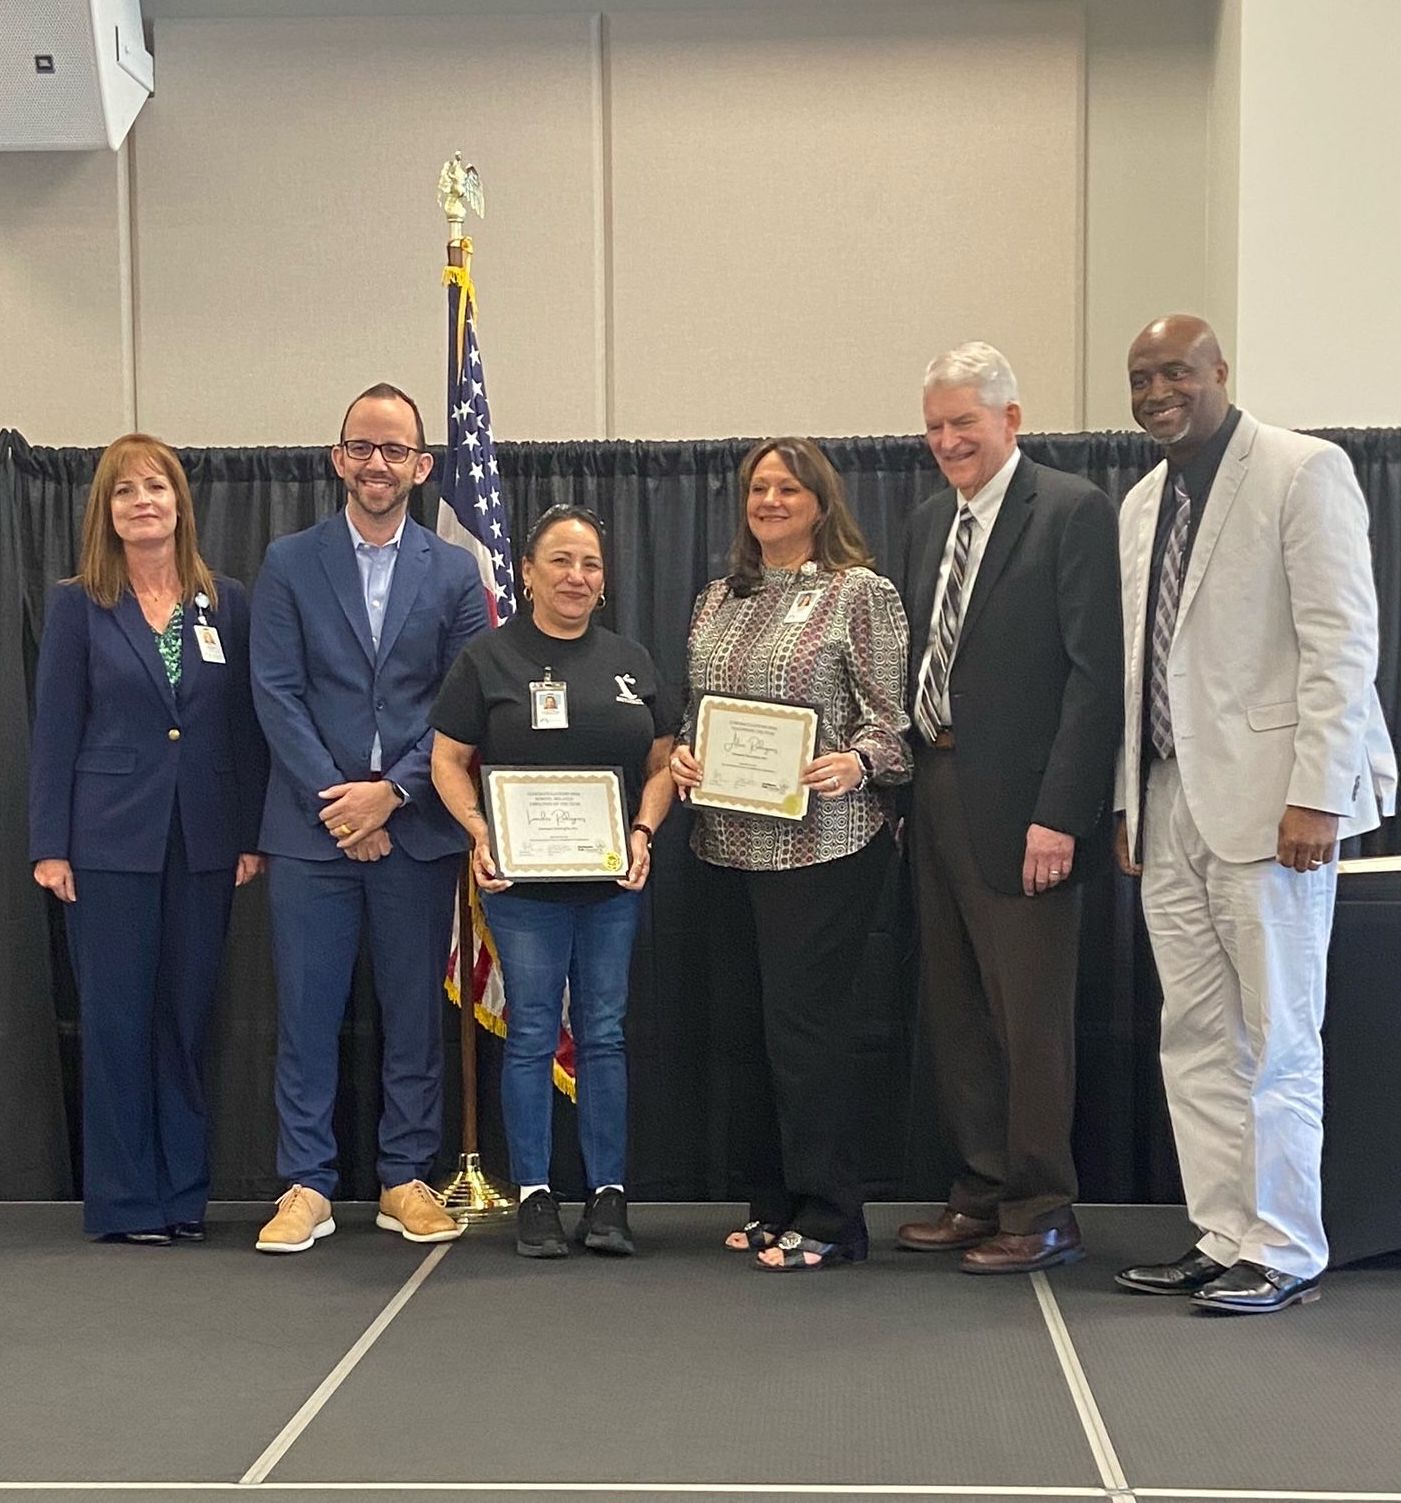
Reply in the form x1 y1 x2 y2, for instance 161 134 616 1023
895 342 1122 1272
251 382 488 1253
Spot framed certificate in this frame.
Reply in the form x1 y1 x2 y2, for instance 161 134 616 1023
691 694 820 820
481 766 629 881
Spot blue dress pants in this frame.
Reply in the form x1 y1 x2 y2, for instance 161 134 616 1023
267 846 460 1198
67 811 235 1236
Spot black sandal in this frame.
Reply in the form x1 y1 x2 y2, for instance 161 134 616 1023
725 1218 780 1251
755 1226 870 1271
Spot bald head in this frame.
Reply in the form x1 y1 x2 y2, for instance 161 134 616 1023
1128 314 1230 461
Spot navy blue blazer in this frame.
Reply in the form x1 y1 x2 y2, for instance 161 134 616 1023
250 511 488 862
29 577 268 874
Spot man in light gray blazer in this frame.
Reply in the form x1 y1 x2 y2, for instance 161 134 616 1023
1113 314 1395 1314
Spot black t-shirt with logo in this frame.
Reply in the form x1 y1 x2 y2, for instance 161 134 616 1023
430 612 678 900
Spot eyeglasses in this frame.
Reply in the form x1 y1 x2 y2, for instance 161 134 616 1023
339 439 421 464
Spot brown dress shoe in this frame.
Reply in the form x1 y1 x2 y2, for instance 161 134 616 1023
960 1219 1084 1274
896 1208 997 1251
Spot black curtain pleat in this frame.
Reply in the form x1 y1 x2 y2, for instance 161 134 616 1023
4 426 1398 1206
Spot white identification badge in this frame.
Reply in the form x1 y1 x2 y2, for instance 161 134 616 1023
530 671 568 730
783 588 824 625
195 624 226 663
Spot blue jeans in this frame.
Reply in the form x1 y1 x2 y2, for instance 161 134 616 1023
483 887 641 1188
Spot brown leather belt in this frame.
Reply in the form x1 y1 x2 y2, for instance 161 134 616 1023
929 729 956 750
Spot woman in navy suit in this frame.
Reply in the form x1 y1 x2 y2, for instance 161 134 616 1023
29 434 268 1244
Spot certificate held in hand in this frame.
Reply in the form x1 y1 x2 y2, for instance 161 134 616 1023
691 694 820 819
482 766 629 881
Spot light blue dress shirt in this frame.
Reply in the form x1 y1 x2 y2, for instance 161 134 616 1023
346 509 406 773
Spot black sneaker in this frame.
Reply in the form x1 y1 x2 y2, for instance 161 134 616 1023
575 1188 636 1256
516 1189 568 1259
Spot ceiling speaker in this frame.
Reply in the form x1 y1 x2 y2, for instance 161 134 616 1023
0 0 153 151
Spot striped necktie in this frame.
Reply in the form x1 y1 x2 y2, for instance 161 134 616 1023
915 504 974 742
1148 475 1191 758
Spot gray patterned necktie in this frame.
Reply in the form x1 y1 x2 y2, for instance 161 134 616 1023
916 505 974 742
1148 475 1191 758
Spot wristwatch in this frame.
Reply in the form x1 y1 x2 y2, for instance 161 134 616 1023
389 780 410 807
630 821 654 850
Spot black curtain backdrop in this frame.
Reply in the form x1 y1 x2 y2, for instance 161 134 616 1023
4 426 1398 1205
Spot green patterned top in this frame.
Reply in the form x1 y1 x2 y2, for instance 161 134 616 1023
153 602 184 688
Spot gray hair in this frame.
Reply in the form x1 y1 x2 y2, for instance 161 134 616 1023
922 341 1019 409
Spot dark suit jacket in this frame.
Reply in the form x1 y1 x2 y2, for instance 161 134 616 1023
250 511 487 863
29 577 267 873
897 454 1123 895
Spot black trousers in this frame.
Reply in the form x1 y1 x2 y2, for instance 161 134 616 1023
909 748 1081 1233
707 831 892 1242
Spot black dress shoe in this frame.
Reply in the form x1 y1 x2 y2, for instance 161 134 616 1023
104 1229 173 1246
574 1188 636 1256
1115 1247 1226 1295
1190 1260 1321 1315
170 1221 207 1243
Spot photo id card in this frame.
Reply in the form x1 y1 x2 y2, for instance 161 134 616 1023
195 624 226 664
783 588 824 625
530 673 569 730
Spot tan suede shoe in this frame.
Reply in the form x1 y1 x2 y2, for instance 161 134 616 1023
255 1185 335 1254
376 1180 464 1243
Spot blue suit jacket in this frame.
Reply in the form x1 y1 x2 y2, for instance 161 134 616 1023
250 511 488 862
29 577 268 874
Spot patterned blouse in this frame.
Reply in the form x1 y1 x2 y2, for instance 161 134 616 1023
681 564 911 871
154 602 184 688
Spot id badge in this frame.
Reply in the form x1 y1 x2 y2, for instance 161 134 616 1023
783 588 824 625
195 624 226 664
530 672 568 730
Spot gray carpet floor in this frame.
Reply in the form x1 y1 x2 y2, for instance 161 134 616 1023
1 1202 1397 1502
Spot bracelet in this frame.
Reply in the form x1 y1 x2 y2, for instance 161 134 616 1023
852 749 872 793
631 821 654 850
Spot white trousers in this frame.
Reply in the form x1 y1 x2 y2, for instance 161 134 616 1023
1141 758 1337 1277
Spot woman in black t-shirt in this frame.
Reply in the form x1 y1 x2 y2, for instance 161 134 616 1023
431 505 676 1259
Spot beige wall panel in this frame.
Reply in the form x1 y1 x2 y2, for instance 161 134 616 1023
1233 0 1399 427
135 15 599 445
608 2 1084 440
1083 0 1214 430
0 151 129 446
1205 0 1240 367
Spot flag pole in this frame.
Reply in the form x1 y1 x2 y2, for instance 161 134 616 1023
435 155 513 1223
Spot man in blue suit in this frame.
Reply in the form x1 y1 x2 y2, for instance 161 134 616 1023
251 383 488 1252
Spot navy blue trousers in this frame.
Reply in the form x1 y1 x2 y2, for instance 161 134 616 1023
67 815 235 1237
267 846 460 1197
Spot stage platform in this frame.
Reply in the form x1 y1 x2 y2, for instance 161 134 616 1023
2 1203 1398 1503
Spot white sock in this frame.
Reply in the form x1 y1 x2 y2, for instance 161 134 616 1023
596 1184 624 1195
519 1183 550 1202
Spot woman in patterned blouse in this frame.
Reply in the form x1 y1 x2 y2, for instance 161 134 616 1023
671 437 911 1271
29 435 266 1244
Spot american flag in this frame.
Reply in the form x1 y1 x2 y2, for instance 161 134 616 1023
437 267 576 1101
436 276 515 625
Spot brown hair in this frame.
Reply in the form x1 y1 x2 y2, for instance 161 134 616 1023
339 382 427 448
75 434 218 610
728 437 873 595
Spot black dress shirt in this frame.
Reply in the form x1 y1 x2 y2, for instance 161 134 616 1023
1140 405 1242 761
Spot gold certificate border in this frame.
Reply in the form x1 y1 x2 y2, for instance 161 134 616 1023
691 695 818 820
485 767 627 880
